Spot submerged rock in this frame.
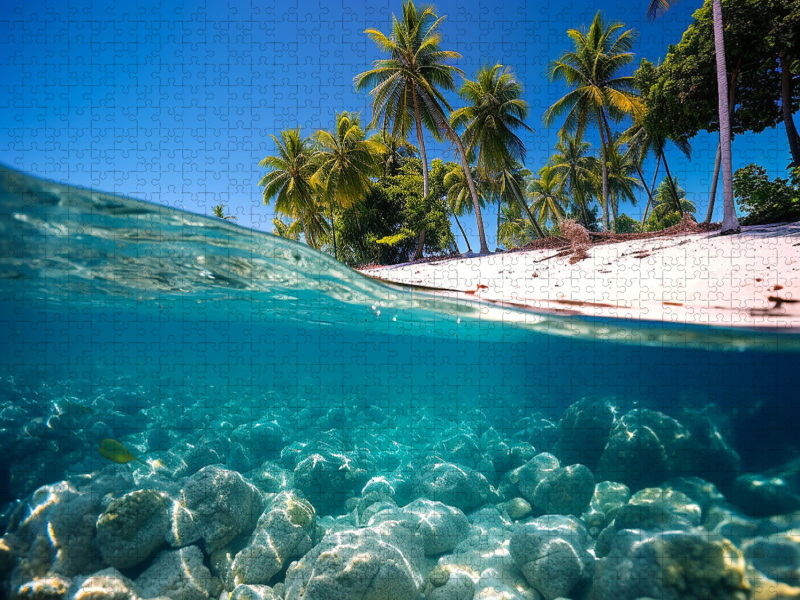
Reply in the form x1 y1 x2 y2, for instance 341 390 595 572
137 546 214 600
293 451 367 515
96 489 170 569
590 529 750 600
284 519 425 600
230 584 280 600
509 515 594 600
530 464 595 517
413 461 492 512
555 398 618 471
230 491 315 586
368 498 471 556
68 567 139 600
169 466 262 553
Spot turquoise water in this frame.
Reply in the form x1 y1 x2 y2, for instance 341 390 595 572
1 166 799 599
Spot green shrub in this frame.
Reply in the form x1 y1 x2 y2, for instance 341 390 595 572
733 164 800 225
614 214 638 234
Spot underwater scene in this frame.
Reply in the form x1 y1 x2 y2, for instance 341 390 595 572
1 165 800 600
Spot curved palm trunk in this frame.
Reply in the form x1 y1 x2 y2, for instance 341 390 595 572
780 51 800 166
596 112 610 232
496 196 502 248
453 212 472 253
412 85 429 260
447 127 491 254
712 0 740 235
705 143 722 224
661 153 684 217
705 64 739 223
634 157 661 231
329 204 338 260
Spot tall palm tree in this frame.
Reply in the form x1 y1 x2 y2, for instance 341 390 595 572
547 134 600 228
311 111 380 260
444 163 490 252
646 0 739 234
259 129 327 248
492 163 546 238
451 64 533 177
604 136 642 227
647 177 697 228
355 0 491 254
544 12 643 232
528 167 569 229
451 64 534 245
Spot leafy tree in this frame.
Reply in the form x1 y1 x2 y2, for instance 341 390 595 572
375 158 454 260
614 213 639 233
272 217 301 240
259 129 327 249
733 164 800 224
644 0 799 165
311 111 380 260
544 12 643 232
355 0 491 255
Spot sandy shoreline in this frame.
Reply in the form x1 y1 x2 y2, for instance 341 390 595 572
360 221 800 330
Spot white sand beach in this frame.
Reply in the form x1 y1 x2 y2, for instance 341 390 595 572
361 222 800 330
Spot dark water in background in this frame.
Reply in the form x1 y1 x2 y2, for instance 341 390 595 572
1 166 800 598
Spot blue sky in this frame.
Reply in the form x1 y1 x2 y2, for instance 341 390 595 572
1 0 794 248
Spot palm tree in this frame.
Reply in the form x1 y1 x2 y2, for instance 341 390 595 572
547 134 600 228
605 136 642 227
355 0 491 254
451 64 533 176
212 205 237 221
646 0 739 234
272 217 301 241
311 111 380 260
259 129 327 248
451 63 534 246
544 12 643 233
646 177 697 229
491 163 546 239
528 167 569 229
444 163 490 253
369 130 417 177
498 201 540 249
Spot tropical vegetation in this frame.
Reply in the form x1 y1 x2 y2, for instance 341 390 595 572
256 0 799 265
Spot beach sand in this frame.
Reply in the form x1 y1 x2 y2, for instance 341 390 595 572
361 221 800 330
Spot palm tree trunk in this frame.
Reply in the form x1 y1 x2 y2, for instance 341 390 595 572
496 196 501 248
411 85 430 198
576 189 591 229
705 143 722 224
705 63 739 223
447 125 491 254
596 112 610 232
712 0 740 235
411 85 429 260
635 158 657 232
329 204 338 260
611 191 619 226
413 229 425 260
780 51 800 166
514 193 546 239
453 213 472 253
661 153 684 217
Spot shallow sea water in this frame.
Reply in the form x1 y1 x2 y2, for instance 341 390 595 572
1 166 799 600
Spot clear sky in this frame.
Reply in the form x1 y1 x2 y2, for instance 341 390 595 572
1 0 794 248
